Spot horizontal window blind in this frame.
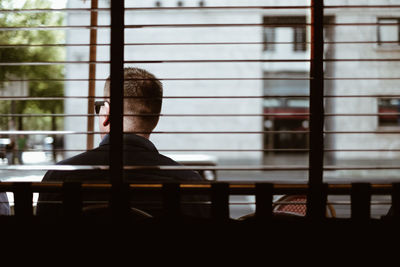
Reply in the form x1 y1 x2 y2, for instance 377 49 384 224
0 0 399 221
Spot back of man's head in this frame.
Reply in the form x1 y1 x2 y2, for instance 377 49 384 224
104 67 163 133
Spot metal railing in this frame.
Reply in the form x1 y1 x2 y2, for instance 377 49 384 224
0 182 398 222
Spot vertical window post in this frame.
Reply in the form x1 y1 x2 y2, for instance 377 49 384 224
110 0 125 214
87 0 98 150
307 0 325 220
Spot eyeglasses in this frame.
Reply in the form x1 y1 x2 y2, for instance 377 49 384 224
94 101 109 115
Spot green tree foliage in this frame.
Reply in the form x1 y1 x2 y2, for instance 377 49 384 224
0 0 65 131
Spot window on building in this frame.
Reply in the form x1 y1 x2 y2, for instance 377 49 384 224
377 18 400 46
263 27 276 51
378 98 400 126
263 74 309 151
294 27 307 51
263 16 307 52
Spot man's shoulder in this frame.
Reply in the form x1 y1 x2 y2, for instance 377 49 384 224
57 146 107 165
155 154 205 181
156 153 182 165
42 147 108 182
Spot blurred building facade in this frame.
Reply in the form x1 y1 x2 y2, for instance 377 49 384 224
64 0 400 168
65 0 264 165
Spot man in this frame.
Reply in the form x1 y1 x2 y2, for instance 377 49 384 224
17 135 27 164
36 67 209 218
5 138 15 165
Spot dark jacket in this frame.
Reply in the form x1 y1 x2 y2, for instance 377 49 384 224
36 134 209 218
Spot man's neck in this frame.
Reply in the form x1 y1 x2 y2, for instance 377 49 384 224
101 132 150 141
123 119 151 140
134 133 150 139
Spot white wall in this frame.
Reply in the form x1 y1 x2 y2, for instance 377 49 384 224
326 6 400 160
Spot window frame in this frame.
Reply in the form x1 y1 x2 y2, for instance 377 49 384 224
377 17 400 47
377 98 400 129
262 16 307 52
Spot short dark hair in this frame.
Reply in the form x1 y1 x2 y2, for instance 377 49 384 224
104 67 163 131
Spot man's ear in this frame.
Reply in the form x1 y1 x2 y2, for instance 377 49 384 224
103 115 110 126
102 102 110 126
